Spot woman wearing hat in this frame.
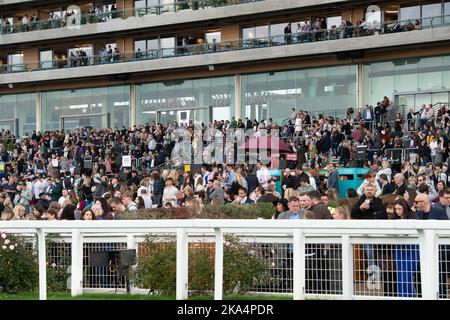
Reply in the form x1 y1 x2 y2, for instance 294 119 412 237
272 199 288 219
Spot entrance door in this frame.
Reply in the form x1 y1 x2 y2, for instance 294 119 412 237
0 119 19 137
61 114 109 131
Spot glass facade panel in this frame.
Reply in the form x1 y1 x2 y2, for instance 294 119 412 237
136 76 234 125
364 55 450 107
242 65 357 122
422 3 442 26
42 85 130 131
255 26 269 39
400 5 421 21
445 2 450 24
326 16 342 29
160 37 175 57
0 93 36 137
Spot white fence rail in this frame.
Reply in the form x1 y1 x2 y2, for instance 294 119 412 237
1 220 450 300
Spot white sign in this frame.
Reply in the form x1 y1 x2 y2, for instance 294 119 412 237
122 155 132 167
51 159 59 167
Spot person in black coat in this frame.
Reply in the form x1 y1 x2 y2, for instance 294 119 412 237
244 169 259 194
351 184 386 219
380 173 395 195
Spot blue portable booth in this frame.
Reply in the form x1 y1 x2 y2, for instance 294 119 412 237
337 167 370 198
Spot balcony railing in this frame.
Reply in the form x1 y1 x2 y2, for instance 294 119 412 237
1 14 449 75
0 0 261 35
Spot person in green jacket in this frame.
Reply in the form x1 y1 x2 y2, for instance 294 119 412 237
52 176 64 202
229 116 237 129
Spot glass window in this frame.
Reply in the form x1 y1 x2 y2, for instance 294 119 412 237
445 2 450 24
160 37 175 57
417 56 443 90
422 3 442 27
40 50 53 69
0 93 36 137
241 65 356 122
327 16 342 29
255 25 269 39
135 40 146 52
400 5 420 21
136 76 234 125
135 0 146 8
205 31 221 44
147 38 158 51
42 85 129 131
242 27 255 39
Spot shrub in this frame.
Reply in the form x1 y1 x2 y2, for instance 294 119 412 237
116 203 274 220
0 232 38 293
46 238 71 292
131 234 268 296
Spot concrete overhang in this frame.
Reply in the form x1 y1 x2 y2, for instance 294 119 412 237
0 0 351 46
1 26 448 85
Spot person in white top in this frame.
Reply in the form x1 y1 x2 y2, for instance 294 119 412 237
58 189 70 207
140 189 153 209
162 178 179 207
256 162 271 188
376 160 392 183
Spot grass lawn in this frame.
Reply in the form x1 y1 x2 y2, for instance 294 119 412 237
0 292 292 300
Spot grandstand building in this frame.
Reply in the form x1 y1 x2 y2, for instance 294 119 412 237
0 0 449 136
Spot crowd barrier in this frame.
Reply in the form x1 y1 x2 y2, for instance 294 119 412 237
2 219 450 300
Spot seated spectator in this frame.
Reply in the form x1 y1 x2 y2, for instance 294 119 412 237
122 191 138 211
308 191 332 219
277 196 302 219
394 198 416 219
414 193 449 220
357 172 382 197
380 173 396 195
351 184 386 219
236 187 254 205
333 207 349 220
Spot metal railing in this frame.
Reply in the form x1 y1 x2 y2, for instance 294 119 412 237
0 0 261 35
1 14 450 74
2 219 450 300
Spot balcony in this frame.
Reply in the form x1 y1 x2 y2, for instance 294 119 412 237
0 0 347 46
1 15 449 85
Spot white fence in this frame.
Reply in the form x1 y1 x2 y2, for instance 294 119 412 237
1 220 450 300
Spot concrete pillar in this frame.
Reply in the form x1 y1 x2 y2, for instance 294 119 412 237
36 91 42 133
130 84 136 127
357 63 364 109
234 74 241 120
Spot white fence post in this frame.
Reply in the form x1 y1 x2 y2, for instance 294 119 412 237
293 229 305 300
176 228 189 300
71 229 83 297
214 227 224 300
341 235 353 300
419 229 439 300
127 234 137 294
37 229 47 301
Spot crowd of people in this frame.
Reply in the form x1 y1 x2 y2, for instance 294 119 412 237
0 96 447 224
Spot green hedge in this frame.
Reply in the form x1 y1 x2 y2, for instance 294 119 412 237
115 203 275 220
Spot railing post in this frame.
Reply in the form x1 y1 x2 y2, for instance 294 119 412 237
341 235 353 300
419 229 439 300
37 229 47 300
293 229 305 300
127 234 137 293
71 229 83 297
176 228 189 300
214 227 224 300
